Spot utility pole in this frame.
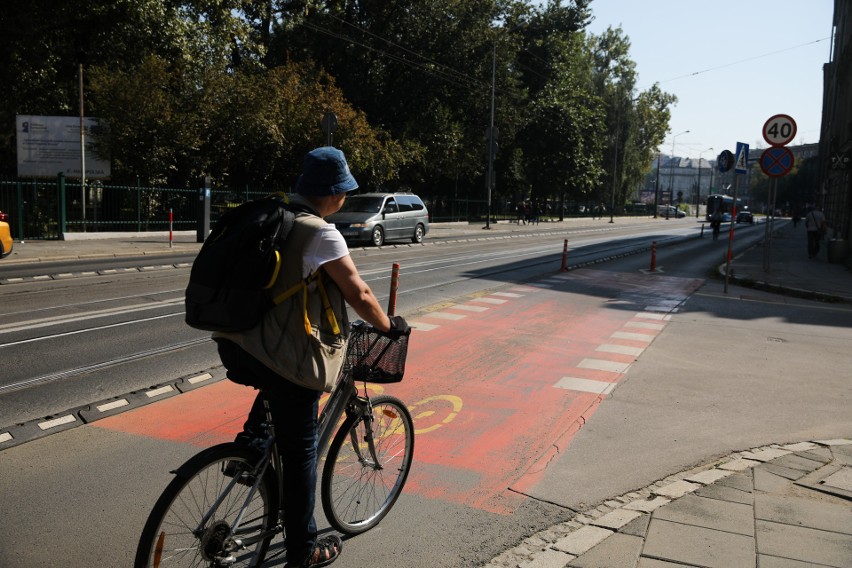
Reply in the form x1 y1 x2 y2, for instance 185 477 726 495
696 147 713 218
653 152 661 218
485 41 496 230
79 63 87 232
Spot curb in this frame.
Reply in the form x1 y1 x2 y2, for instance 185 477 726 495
716 246 852 306
0 368 226 450
484 439 852 568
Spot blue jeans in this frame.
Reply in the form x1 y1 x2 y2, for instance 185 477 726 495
216 339 320 565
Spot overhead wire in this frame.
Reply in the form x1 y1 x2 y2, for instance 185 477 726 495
325 14 480 88
298 15 554 100
299 18 489 93
658 37 830 84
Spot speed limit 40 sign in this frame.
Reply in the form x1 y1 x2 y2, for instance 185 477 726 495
763 114 797 147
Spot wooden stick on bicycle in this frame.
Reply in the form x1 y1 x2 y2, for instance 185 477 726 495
387 263 400 316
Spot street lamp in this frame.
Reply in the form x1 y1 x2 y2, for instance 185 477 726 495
666 130 689 219
485 41 496 230
696 147 713 219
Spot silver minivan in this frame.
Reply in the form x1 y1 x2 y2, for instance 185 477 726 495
328 193 430 246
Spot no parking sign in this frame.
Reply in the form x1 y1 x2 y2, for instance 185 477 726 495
760 114 797 178
759 146 795 178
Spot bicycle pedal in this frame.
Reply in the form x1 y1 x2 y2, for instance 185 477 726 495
222 461 256 487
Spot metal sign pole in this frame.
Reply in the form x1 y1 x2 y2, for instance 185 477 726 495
763 178 778 271
724 174 739 294
79 64 87 232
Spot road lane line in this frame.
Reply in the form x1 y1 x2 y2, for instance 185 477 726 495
469 297 508 304
97 399 129 412
596 344 644 356
553 377 616 395
0 313 183 348
578 358 631 373
449 304 489 312
634 312 670 321
624 321 666 330
419 311 467 321
0 298 184 335
38 415 77 430
611 331 655 342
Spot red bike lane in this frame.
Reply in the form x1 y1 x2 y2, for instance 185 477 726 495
95 269 703 516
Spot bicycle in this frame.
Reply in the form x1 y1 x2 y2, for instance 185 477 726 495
135 321 414 567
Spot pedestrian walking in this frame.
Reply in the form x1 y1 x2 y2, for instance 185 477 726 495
805 205 827 259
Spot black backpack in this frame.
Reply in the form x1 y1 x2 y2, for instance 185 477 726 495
185 194 297 332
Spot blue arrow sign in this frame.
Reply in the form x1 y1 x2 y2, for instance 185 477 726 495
734 142 749 174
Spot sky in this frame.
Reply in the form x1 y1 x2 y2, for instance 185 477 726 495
583 0 835 161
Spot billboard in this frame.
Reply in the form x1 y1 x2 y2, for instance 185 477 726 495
16 115 111 179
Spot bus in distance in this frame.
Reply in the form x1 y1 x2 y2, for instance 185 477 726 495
705 194 742 223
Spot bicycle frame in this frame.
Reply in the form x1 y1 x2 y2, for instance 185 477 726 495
212 369 377 552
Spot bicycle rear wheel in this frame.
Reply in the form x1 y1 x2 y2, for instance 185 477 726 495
321 394 414 535
135 443 278 568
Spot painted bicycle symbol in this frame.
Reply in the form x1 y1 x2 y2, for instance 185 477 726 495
321 388 463 436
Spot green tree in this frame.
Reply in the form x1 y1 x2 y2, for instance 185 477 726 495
749 155 818 213
2 0 678 217
519 30 606 206
0 0 252 177
200 60 414 188
88 56 410 188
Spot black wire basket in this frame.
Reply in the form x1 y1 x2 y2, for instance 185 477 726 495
345 324 410 383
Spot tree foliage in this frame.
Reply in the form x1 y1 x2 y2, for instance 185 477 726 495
1 0 678 214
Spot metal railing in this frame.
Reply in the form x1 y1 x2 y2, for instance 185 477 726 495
1 175 659 240
0 175 272 240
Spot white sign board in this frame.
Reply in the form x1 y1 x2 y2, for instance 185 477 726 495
762 114 797 147
16 115 111 179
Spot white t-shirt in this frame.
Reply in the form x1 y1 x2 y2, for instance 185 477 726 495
806 210 826 232
302 223 349 278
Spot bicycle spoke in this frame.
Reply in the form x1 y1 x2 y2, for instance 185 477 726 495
136 446 276 567
322 396 414 534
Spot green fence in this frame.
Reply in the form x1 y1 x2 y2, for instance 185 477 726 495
0 175 271 240
0 175 656 240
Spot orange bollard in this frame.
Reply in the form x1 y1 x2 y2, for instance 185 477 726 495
650 241 657 272
560 239 568 271
387 263 400 315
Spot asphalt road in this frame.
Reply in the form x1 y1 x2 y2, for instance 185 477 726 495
4 221 847 568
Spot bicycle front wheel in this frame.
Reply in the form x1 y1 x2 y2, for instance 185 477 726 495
135 443 277 568
321 395 415 535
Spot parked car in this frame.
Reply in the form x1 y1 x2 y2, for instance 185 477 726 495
327 192 430 246
736 209 754 224
658 205 686 218
0 211 13 258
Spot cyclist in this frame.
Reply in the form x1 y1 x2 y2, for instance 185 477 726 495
710 210 722 240
213 146 409 568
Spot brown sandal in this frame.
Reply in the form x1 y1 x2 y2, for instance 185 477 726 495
289 534 342 568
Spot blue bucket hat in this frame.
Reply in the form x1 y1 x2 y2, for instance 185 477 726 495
295 146 358 196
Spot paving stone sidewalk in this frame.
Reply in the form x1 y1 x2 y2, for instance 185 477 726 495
484 439 852 568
